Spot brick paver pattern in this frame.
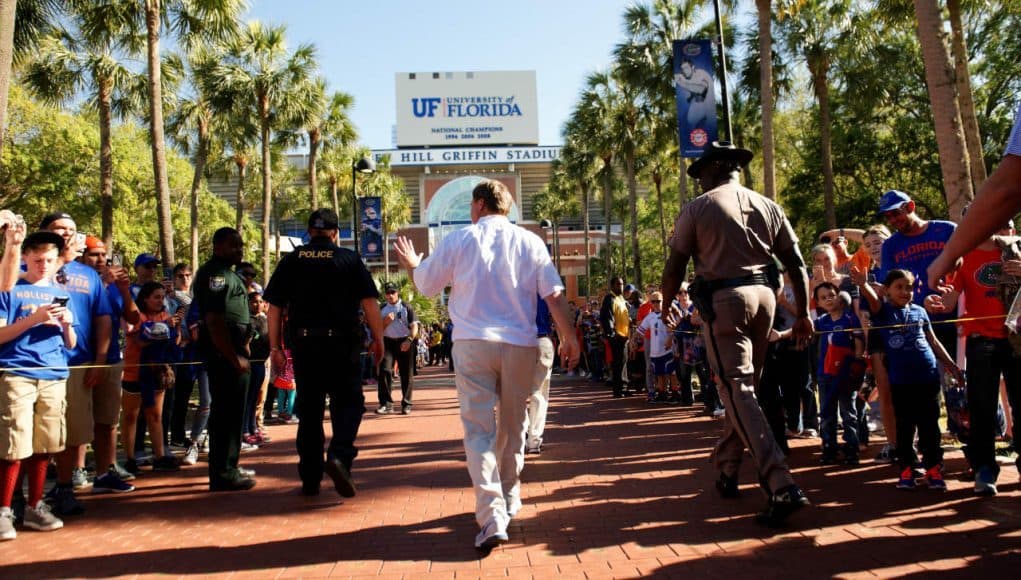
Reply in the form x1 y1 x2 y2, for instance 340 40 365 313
1 366 1019 578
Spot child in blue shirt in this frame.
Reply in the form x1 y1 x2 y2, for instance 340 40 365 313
856 268 962 490
0 231 77 540
812 282 864 465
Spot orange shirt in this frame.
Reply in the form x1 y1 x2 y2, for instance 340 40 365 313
954 247 1006 338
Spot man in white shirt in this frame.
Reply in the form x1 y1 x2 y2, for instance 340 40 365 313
377 282 418 415
394 179 580 552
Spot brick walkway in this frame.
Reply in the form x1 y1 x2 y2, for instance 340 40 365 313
2 365 1019 579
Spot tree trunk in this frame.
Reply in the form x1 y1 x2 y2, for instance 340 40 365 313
145 0 175 265
308 130 319 209
947 0 986 190
756 0 776 200
678 157 688 205
582 182 591 298
654 172 667 261
625 148 641 286
330 176 339 217
735 131 755 188
0 0 15 168
259 98 272 284
601 156 613 279
189 116 209 268
913 0 974 221
234 160 246 232
809 54 837 229
98 76 114 248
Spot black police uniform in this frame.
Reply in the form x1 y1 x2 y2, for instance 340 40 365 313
193 255 252 488
263 236 378 491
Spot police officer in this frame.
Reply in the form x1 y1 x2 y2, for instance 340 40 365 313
194 227 255 491
264 209 384 497
661 141 814 526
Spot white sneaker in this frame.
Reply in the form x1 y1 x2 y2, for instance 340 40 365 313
0 507 15 540
712 407 726 418
24 501 63 532
240 442 259 453
182 444 199 466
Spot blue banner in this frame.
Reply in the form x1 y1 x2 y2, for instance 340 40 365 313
358 196 383 259
673 39 719 158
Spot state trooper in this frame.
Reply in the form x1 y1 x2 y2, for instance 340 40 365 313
264 209 384 497
661 141 814 526
194 227 255 492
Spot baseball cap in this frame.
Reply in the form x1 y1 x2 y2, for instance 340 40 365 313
624 284 636 293
38 212 74 230
383 282 398 293
308 208 339 230
878 190 911 214
134 253 160 268
84 236 105 251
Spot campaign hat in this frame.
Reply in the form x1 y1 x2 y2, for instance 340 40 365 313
686 141 754 178
308 208 339 230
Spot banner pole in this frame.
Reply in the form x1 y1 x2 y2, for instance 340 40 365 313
712 0 733 142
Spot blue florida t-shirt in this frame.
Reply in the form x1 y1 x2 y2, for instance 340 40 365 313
873 302 939 386
814 310 861 378
878 220 956 321
0 279 72 380
62 260 113 365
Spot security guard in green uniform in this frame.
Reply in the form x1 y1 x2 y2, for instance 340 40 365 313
264 209 384 497
194 227 255 491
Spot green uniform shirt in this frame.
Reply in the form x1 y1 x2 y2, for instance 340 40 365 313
194 255 251 352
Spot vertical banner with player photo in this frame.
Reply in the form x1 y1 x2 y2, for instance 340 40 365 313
358 196 383 259
673 39 719 158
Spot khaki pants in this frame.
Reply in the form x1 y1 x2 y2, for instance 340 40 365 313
0 374 67 461
704 285 795 494
452 340 538 532
525 337 554 449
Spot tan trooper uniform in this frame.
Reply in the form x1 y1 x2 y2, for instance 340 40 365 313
669 182 798 494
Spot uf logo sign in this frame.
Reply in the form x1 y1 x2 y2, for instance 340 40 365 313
412 98 442 118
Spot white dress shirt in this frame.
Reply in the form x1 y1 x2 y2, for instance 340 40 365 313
413 214 564 347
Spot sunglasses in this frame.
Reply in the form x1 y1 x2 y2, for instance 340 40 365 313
651 300 662 303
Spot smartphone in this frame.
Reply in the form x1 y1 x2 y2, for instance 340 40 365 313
74 232 86 247
111 253 122 267
51 296 69 307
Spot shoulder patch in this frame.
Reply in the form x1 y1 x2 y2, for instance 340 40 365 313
209 276 226 292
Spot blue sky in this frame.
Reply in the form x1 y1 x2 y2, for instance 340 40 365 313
243 1 638 148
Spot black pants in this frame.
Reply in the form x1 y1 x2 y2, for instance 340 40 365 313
758 346 790 455
292 336 365 487
891 382 943 469
378 336 414 408
773 342 817 432
171 365 197 444
965 336 1021 476
205 356 249 484
610 335 627 396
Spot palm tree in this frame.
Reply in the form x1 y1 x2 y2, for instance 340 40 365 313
532 172 581 273
303 78 356 209
0 0 65 169
202 21 318 283
946 0 986 190
21 1 145 247
140 0 245 265
317 144 355 218
559 128 599 297
778 0 854 228
912 0 973 219
756 0 776 199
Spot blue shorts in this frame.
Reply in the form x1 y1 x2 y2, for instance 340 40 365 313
651 353 675 376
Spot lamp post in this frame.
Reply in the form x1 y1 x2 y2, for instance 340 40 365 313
351 156 376 254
